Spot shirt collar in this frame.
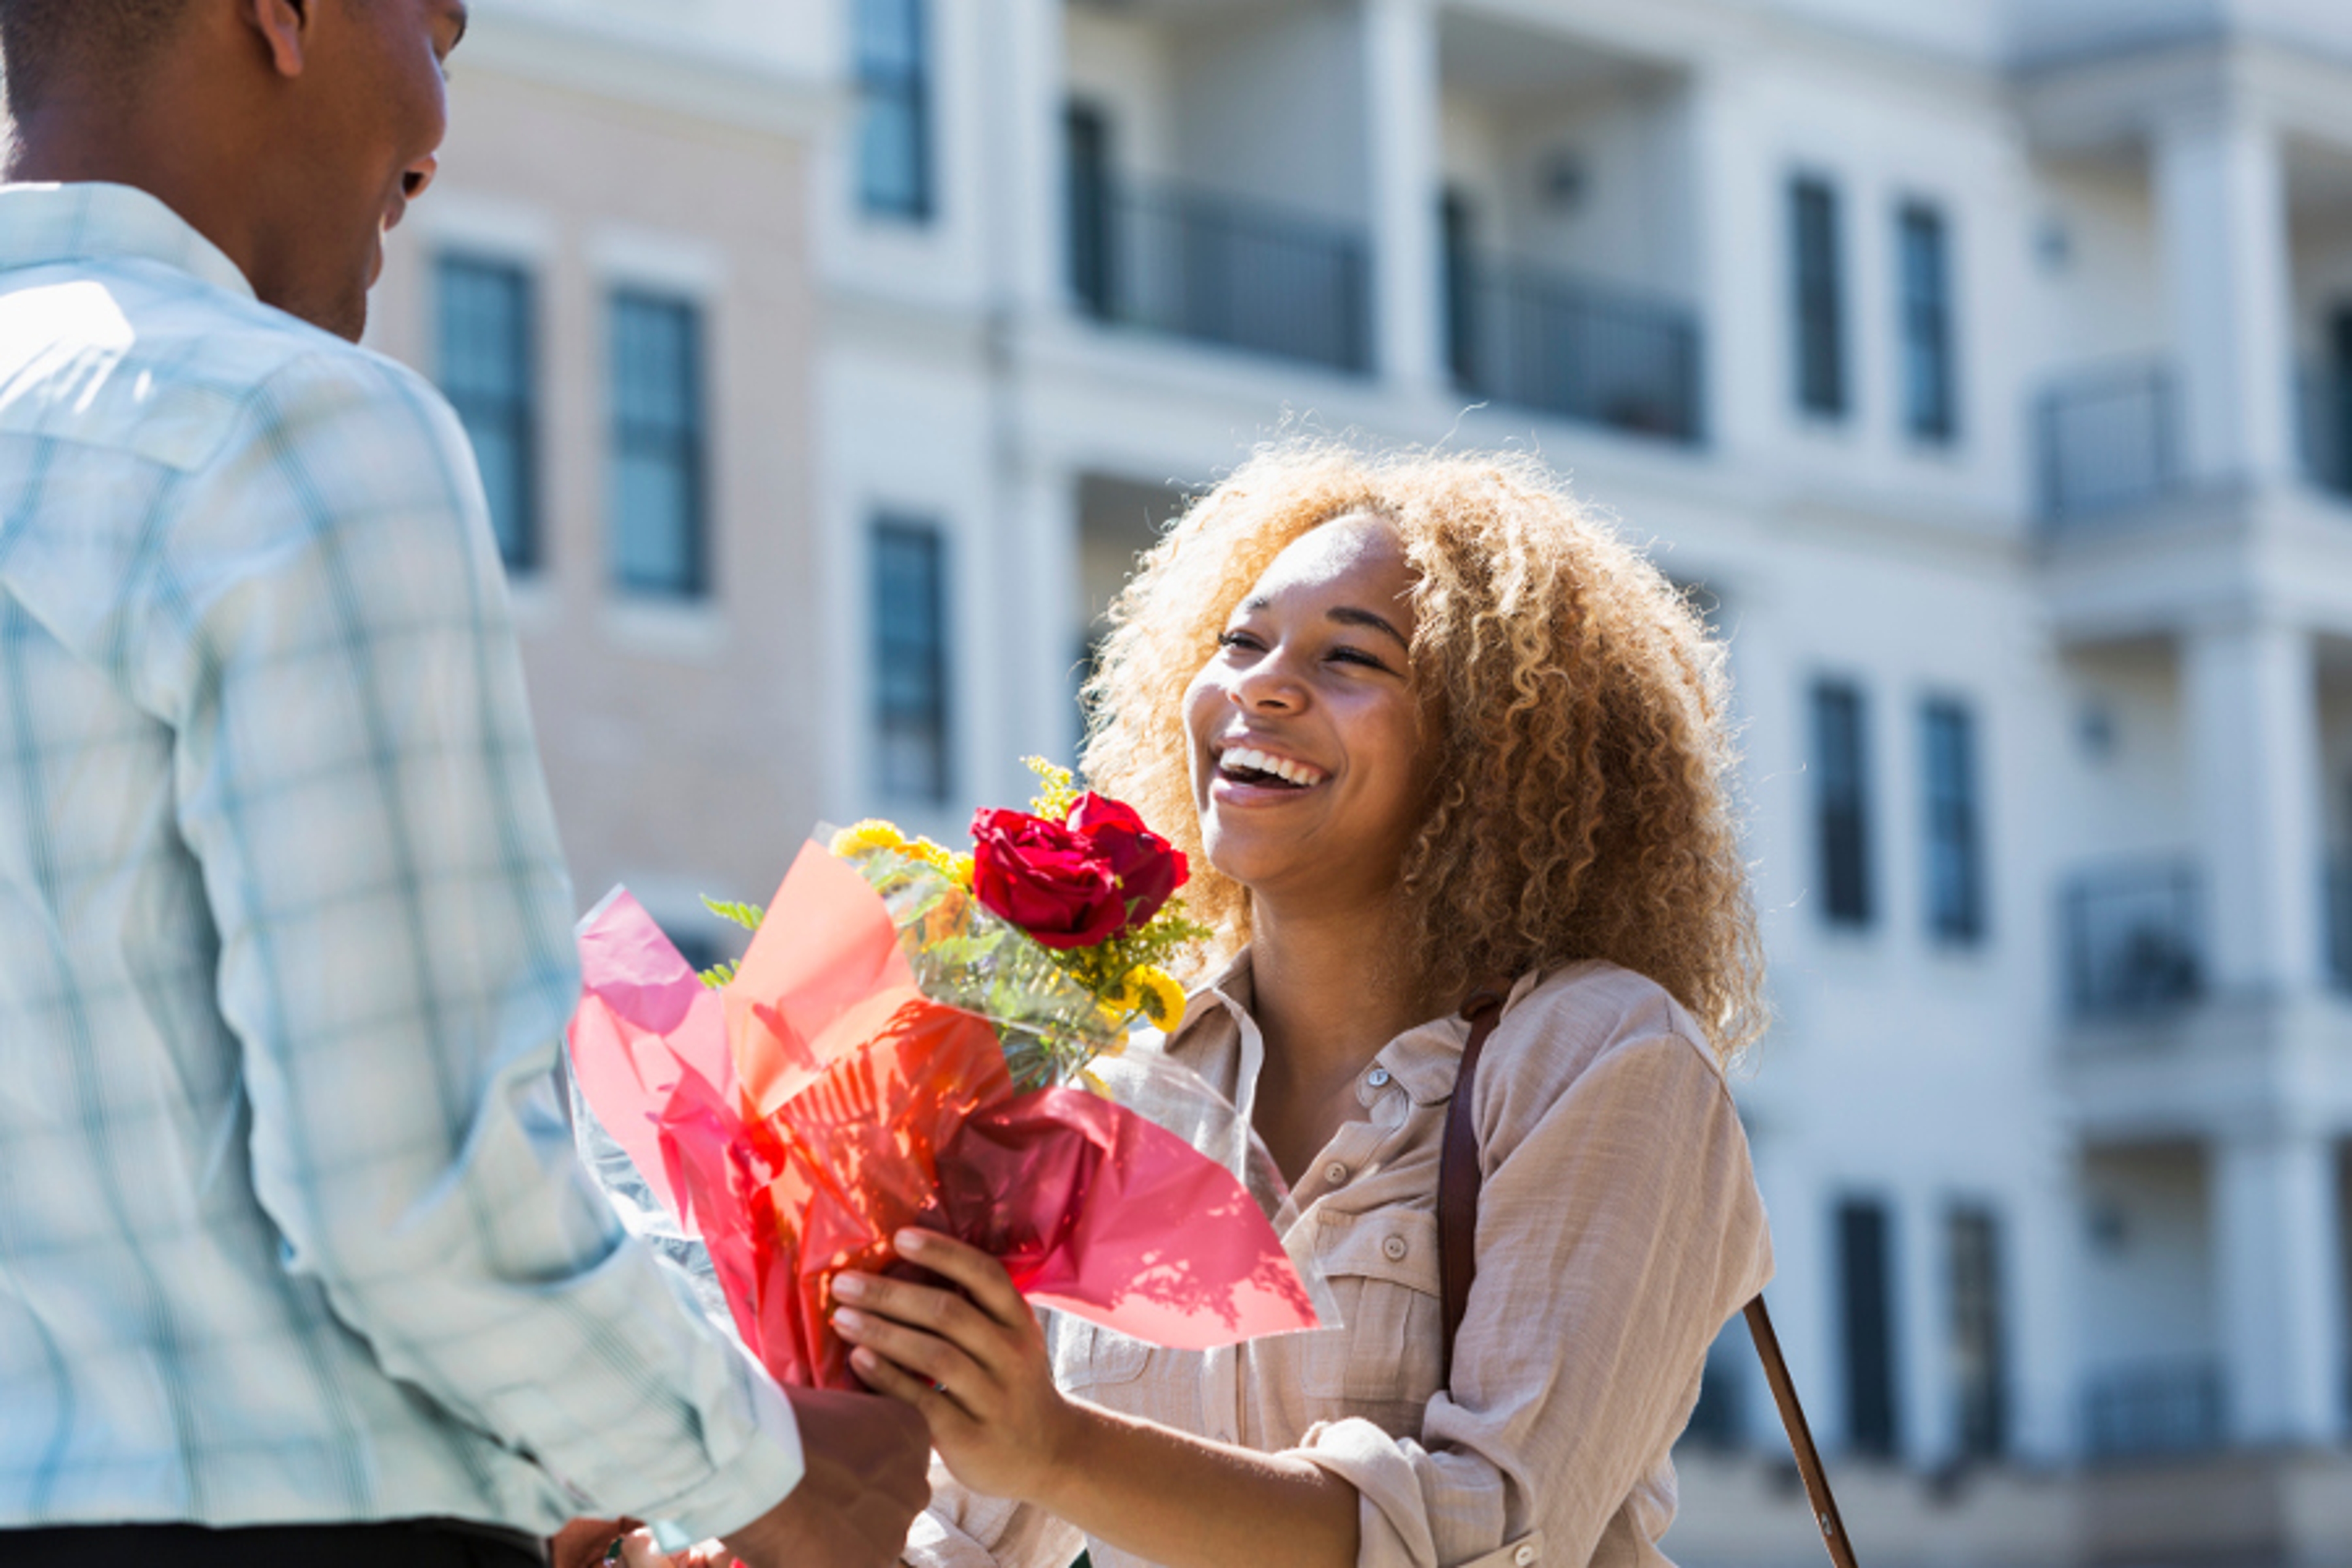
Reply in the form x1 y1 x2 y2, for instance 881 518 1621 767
0 182 258 304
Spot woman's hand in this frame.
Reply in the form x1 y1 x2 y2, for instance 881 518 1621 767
833 1227 1082 1506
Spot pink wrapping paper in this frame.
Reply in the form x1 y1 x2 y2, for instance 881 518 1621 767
569 843 1322 1389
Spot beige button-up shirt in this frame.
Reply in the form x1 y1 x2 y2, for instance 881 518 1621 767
905 955 1773 1568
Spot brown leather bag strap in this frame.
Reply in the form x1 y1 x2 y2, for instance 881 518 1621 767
1436 985 1509 1389
1746 1295 1860 1568
1434 990 1861 1568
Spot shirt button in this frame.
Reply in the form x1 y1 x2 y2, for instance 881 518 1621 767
1368 1067 1392 1088
1513 1548 1537 1566
1382 1235 1408 1261
1324 1161 1350 1186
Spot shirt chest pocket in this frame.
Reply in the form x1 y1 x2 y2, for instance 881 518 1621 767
1049 1314 1154 1393
1299 1207 1446 1408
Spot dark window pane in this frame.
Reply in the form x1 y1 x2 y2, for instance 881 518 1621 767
1813 680 1872 927
1066 101 1115 317
608 292 705 597
1901 203 1956 442
1839 1198 1900 1458
435 255 536 571
855 0 932 219
1923 698 1985 943
873 519 951 802
1950 1205 2007 1460
1792 178 1845 417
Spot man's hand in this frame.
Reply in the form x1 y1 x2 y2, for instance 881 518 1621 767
720 1385 932 1568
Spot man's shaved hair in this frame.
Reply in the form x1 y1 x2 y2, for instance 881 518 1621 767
0 0 194 115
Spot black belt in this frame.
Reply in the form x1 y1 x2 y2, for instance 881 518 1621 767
0 1517 549 1566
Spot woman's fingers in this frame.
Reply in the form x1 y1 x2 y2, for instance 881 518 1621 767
834 1303 990 1397
892 1229 1032 1331
849 1341 973 1427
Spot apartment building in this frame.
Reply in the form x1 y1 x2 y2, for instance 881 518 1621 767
366 0 834 963
807 1 2352 1564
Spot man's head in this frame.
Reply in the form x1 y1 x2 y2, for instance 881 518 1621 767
1 0 467 341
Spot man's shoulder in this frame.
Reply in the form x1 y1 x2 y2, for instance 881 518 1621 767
0 255 448 476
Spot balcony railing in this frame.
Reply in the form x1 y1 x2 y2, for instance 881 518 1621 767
2301 364 2352 499
1068 176 1370 375
1446 257 1703 443
2083 1360 2225 1460
2037 360 2181 524
2062 859 2203 1019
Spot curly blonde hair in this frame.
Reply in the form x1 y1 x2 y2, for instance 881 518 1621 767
1080 441 1764 1060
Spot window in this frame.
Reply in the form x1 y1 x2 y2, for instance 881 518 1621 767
872 519 951 802
435 256 536 571
1948 1205 2007 1460
1923 698 1985 944
1899 203 1956 442
1790 177 1846 417
1838 1197 1900 1458
1065 101 1115 317
609 292 706 597
855 0 932 220
1812 680 1872 927
1682 1326 1747 1451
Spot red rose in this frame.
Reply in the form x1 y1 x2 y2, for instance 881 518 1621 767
1065 793 1187 932
969 808 1128 949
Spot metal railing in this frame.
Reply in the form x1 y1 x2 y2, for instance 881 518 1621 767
2083 1360 2226 1460
2037 360 2181 524
1447 257 1703 443
1068 177 1370 375
2062 858 2203 1018
2301 364 2352 499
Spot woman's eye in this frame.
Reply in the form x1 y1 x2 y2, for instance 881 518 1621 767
1328 646 1387 671
1217 630 1262 652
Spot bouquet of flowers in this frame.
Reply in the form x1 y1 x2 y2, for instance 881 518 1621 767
568 763 1328 1391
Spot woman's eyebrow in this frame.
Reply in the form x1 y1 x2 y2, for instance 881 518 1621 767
1328 606 1409 648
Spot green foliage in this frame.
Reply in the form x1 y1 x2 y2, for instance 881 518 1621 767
702 896 766 933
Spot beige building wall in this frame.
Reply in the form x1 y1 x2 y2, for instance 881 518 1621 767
368 45 830 949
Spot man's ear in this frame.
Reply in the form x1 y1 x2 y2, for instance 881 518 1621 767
243 0 311 77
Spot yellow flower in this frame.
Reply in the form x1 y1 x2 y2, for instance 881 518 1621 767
831 819 906 856
911 837 965 880
1095 970 1142 1019
1127 966 1186 1031
948 851 978 888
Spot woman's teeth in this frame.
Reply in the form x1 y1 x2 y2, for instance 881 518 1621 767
1221 747 1327 788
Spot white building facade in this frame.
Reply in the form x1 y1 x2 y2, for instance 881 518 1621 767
807 1 2352 1563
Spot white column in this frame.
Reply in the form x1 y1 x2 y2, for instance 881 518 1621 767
993 460 1084 793
1691 65 1773 459
1363 0 1443 394
2214 1131 2344 1446
984 0 1066 318
2154 110 2296 486
2183 620 2324 996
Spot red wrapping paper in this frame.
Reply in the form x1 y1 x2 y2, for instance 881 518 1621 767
569 842 1322 1389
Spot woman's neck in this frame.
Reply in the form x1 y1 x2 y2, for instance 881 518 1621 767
1246 901 1434 1102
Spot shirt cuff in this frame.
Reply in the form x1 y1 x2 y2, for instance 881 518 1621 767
1294 1418 1542 1568
636 1336 807 1542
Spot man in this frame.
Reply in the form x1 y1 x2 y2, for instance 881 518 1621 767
0 1 929 1564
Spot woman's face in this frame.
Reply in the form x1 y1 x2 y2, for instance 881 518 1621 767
1183 513 1428 916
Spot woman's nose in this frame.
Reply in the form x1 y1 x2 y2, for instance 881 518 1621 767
1229 654 1303 711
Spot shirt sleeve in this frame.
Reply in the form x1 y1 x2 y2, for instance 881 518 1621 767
902 1458 1085 1568
1290 1033 1771 1568
159 347 803 1539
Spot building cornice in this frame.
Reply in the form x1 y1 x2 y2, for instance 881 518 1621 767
460 7 841 142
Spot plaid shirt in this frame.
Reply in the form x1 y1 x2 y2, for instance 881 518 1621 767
0 182 801 1539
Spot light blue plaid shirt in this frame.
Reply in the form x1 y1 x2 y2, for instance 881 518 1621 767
0 182 802 1538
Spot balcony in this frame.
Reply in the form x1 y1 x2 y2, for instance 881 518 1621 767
2063 859 2203 1019
2083 1359 2226 1461
1444 255 1703 444
2037 360 2182 525
1068 175 1370 375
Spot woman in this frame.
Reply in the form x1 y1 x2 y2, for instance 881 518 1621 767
829 444 1773 1568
